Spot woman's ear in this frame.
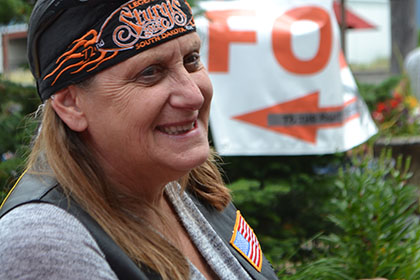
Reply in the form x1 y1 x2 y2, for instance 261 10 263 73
50 86 88 132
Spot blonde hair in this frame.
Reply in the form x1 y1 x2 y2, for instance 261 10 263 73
27 100 231 280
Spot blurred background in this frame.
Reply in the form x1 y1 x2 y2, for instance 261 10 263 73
2 0 420 279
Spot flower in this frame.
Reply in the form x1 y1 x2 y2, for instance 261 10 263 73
405 95 418 109
372 76 420 137
376 102 387 113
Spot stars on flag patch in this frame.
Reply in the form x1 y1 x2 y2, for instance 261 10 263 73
229 210 262 272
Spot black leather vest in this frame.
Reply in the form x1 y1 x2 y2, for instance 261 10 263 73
0 172 278 280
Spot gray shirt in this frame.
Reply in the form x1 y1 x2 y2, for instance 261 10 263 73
0 203 118 279
0 183 252 279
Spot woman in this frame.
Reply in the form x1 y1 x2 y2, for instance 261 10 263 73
0 0 278 279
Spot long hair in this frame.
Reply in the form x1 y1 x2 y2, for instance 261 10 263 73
27 100 231 280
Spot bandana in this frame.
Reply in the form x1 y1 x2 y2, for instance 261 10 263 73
28 0 196 101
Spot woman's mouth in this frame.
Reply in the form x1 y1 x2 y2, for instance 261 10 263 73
156 121 197 135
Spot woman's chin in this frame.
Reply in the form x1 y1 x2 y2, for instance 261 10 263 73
171 147 210 174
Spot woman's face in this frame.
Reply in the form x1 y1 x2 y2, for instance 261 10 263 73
77 32 213 189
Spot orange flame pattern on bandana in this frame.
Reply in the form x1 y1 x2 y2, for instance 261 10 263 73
41 0 195 93
44 30 119 86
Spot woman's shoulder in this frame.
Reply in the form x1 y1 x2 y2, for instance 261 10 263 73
0 203 118 280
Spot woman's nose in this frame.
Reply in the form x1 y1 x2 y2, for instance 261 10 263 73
169 70 204 111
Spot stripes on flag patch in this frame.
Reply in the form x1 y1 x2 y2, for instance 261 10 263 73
229 210 262 272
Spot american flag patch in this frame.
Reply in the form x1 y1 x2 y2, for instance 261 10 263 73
229 210 262 272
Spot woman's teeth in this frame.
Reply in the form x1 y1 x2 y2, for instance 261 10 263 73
158 122 195 135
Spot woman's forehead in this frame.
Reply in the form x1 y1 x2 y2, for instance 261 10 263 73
105 33 201 72
137 32 202 58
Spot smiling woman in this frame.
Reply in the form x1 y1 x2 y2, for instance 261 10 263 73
62 33 213 195
0 1 278 280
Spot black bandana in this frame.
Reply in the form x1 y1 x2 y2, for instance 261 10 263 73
28 0 196 101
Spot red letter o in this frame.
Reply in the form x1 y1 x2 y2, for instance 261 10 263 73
272 6 332 74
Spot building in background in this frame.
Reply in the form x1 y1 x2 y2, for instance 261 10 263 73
0 24 27 73
344 0 390 66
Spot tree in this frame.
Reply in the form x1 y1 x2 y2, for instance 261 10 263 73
390 0 418 74
187 0 198 8
0 0 33 25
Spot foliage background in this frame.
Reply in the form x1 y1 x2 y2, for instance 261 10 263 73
0 0 32 24
0 80 39 200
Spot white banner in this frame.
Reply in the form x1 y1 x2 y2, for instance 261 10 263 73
196 0 377 155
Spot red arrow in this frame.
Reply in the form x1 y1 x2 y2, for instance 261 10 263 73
232 91 359 144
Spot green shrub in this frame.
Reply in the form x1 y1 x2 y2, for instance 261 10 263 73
279 258 352 280
321 151 420 279
267 151 420 279
357 75 402 112
224 155 344 266
0 78 39 200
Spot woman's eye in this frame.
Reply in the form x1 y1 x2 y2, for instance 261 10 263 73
184 52 202 73
136 65 164 85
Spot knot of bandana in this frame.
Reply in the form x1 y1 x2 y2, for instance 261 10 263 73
30 0 196 101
